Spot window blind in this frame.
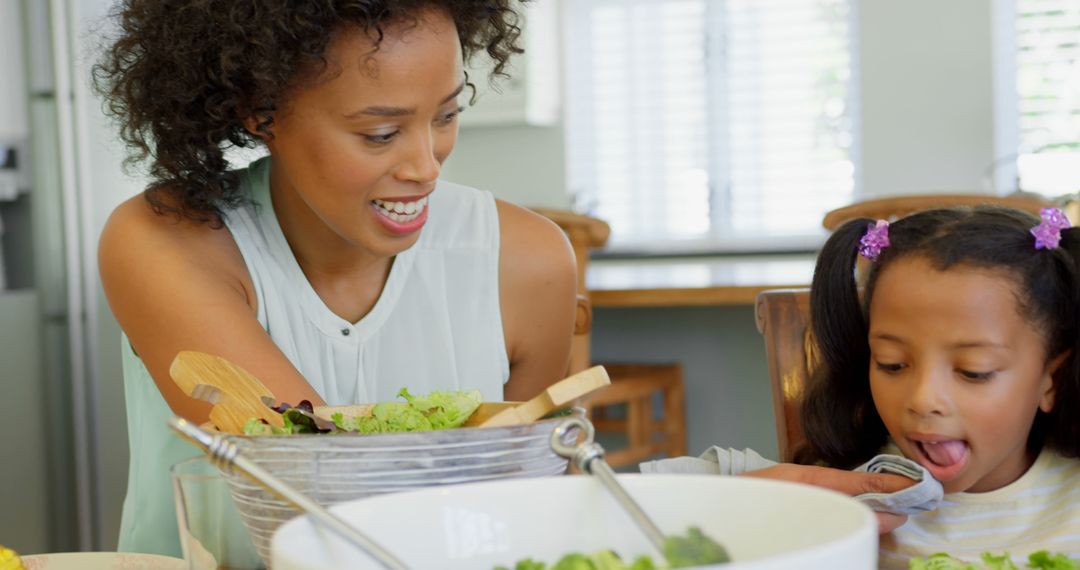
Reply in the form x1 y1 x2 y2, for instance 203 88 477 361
565 0 856 251
1014 0 1080 195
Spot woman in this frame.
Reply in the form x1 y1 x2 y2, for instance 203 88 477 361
95 0 576 557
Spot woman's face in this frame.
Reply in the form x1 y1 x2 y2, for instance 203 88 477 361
261 8 465 259
867 256 1058 493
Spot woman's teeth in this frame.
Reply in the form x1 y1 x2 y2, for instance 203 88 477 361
372 196 428 222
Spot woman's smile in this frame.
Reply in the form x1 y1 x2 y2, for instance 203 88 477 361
370 195 431 234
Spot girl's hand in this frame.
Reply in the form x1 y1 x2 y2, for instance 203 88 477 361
742 463 916 534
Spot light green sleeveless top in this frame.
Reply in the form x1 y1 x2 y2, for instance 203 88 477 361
116 338 261 566
116 157 507 564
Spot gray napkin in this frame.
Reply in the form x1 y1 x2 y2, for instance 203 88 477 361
640 448 943 515
852 454 943 515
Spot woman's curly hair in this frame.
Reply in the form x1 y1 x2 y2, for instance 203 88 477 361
93 0 526 225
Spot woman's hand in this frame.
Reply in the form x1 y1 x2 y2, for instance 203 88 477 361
742 463 916 534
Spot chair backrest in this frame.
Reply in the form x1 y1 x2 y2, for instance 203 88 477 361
822 193 1051 230
530 208 611 373
755 288 814 462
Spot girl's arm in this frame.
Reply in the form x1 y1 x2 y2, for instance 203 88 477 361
496 201 578 401
743 463 915 534
99 195 325 424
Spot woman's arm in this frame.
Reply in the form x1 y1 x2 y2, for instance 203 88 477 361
496 201 578 401
99 196 325 423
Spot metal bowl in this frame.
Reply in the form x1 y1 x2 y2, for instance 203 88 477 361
220 412 578 566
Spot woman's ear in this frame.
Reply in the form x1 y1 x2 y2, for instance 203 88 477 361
242 114 266 140
1039 350 1071 413
240 104 274 141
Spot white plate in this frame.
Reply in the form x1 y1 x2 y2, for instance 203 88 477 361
21 552 185 570
272 474 877 570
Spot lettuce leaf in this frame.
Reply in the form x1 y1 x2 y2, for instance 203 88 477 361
244 389 483 435
1027 551 1080 570
909 551 1078 570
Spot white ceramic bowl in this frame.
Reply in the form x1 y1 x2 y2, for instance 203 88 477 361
272 474 877 569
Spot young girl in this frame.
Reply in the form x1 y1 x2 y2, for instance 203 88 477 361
94 0 576 560
799 206 1080 567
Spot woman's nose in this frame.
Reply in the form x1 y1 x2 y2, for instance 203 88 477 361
395 130 441 184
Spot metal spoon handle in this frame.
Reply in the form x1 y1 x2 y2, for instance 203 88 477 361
168 417 410 570
551 416 668 554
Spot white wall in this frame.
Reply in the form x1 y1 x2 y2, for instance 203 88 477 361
442 124 569 209
857 0 996 197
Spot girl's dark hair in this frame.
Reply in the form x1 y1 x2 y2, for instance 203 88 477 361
796 206 1080 468
93 0 526 225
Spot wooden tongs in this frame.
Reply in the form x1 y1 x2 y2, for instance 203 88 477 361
169 350 611 434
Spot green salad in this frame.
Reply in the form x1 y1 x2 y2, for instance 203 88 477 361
242 387 482 435
909 551 1079 569
494 527 730 570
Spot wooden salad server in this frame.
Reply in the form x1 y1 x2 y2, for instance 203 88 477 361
170 350 284 433
314 366 611 428
478 365 611 428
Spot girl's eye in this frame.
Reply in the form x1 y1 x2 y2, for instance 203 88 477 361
958 369 995 382
875 361 906 374
437 106 464 126
363 131 399 144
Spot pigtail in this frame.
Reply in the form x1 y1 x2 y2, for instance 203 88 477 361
1040 226 1080 458
795 218 886 467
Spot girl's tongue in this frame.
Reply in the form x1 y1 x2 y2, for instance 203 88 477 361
922 440 966 466
917 439 969 482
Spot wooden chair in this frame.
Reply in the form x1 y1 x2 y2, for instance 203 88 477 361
822 193 1051 230
754 288 814 463
531 208 688 468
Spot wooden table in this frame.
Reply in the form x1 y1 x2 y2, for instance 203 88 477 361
587 254 816 308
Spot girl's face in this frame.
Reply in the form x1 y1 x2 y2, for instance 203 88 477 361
868 256 1059 493
260 8 465 259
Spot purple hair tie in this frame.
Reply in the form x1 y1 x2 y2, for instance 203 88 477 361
858 220 890 261
1031 207 1071 250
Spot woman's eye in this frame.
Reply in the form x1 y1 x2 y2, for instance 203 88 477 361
959 369 995 381
875 361 905 374
363 131 399 144
437 106 464 125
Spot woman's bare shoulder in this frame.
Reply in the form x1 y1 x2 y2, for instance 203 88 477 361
98 193 321 419
495 200 577 399
495 201 575 271
99 194 250 293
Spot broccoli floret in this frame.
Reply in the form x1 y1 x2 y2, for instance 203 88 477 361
662 526 730 568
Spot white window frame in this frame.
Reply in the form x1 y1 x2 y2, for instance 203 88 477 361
563 0 862 255
992 0 1080 197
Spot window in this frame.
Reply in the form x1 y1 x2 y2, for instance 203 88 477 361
996 0 1080 196
564 0 857 252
